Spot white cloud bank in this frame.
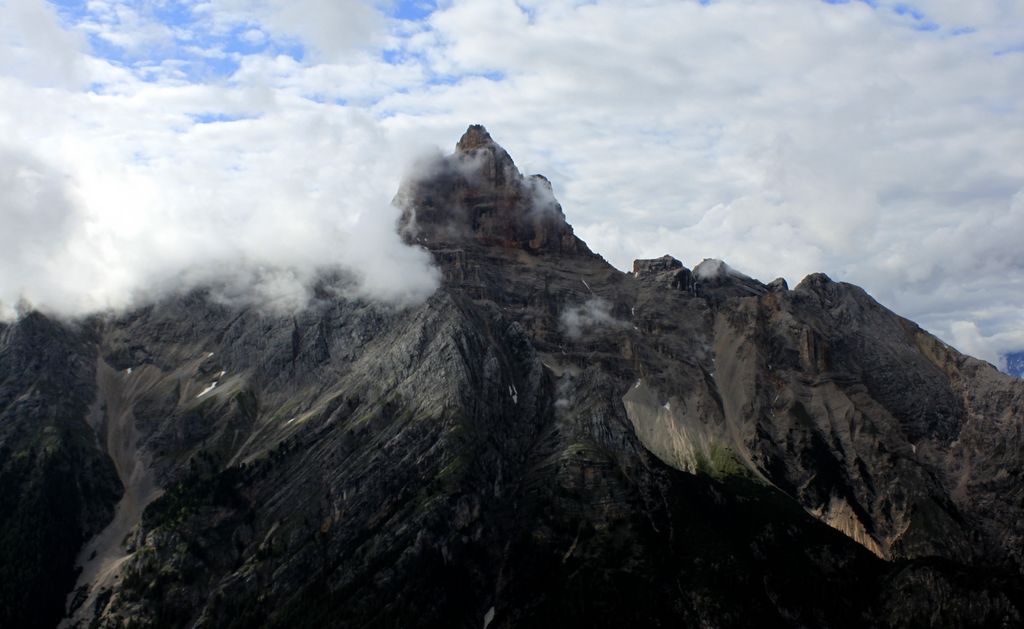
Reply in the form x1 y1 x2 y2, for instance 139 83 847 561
0 0 1022 366
0 0 441 318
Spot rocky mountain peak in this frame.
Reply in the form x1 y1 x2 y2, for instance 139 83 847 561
692 258 744 281
632 254 683 277
632 255 695 292
4 125 1024 629
455 123 495 151
396 125 585 255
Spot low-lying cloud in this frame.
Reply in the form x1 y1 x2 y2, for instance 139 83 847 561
560 298 628 339
0 113 441 319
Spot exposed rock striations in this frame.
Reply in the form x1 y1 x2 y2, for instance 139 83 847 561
1 126 1022 628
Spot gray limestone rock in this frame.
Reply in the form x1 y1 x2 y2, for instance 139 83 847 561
2 126 1022 629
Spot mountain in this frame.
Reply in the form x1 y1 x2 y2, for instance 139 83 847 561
2 125 1022 628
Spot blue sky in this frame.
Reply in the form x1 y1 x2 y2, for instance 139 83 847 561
1 0 1023 366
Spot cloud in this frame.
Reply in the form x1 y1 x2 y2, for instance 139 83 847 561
201 0 383 59
560 298 627 339
0 0 1022 366
0 147 85 318
0 7 440 318
948 319 1024 370
77 0 177 55
0 0 87 87
240 28 267 46
0 108 441 318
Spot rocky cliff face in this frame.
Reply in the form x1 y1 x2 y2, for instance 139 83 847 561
2 126 1023 628
396 124 583 255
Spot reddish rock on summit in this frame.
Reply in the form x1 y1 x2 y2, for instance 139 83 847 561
396 124 586 254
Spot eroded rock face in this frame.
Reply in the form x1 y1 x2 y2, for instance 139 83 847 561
396 124 584 254
632 254 683 276
632 255 695 292
0 314 121 629
624 262 1024 564
3 126 1023 628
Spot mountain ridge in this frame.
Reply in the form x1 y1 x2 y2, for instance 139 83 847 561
1 125 1022 628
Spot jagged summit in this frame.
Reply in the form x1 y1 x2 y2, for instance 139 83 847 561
455 123 495 151
396 125 586 254
631 254 773 299
632 255 695 293
632 254 683 276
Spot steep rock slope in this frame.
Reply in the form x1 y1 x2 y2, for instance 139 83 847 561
626 260 1024 566
1 126 1022 628
0 314 121 628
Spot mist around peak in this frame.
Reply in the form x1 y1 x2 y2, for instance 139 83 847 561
0 133 442 322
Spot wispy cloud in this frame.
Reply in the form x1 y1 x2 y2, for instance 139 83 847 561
561 298 627 339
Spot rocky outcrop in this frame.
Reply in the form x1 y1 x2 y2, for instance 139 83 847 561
632 254 683 276
2 126 1023 628
396 124 585 254
631 255 695 292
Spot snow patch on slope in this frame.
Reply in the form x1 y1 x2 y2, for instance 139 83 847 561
196 381 218 398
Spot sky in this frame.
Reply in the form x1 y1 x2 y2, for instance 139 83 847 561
0 0 1022 367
